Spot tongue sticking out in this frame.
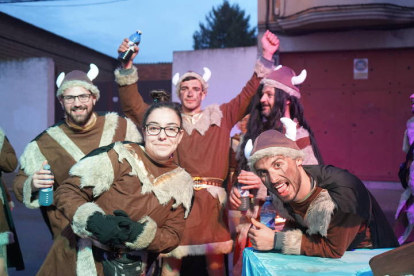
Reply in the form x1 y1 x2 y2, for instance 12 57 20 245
276 182 288 194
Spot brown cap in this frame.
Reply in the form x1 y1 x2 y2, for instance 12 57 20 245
247 130 304 172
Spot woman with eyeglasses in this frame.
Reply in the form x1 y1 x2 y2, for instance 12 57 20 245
43 102 194 276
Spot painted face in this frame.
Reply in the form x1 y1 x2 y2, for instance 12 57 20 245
254 155 303 203
410 94 414 114
60 87 96 126
179 79 205 113
143 108 183 161
260 85 276 117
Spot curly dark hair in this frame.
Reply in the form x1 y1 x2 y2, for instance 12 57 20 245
236 84 324 172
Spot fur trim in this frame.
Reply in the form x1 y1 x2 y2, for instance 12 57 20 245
113 143 193 218
182 104 223 135
261 78 301 99
114 66 139 86
125 117 143 143
125 216 157 250
72 202 105 238
99 112 119 147
0 232 14 246
305 190 336 236
254 58 274 78
0 127 4 152
406 117 414 148
22 175 40 209
248 147 305 173
204 186 227 206
162 240 233 259
409 157 414 194
403 130 410 153
47 126 84 162
69 151 114 198
282 229 302 255
56 80 100 101
76 238 97 276
395 188 412 219
301 145 319 165
175 71 209 98
398 204 414 244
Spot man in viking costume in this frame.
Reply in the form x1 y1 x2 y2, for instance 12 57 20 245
115 31 279 275
244 129 398 257
228 65 323 275
12 65 142 273
0 127 24 274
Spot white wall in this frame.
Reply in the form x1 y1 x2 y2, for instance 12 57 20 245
172 46 258 136
0 58 55 159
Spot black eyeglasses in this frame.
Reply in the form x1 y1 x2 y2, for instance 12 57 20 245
62 94 92 103
144 124 181 137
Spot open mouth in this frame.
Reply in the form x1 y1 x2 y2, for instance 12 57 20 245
274 181 289 195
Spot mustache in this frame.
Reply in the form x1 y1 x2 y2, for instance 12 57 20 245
71 106 87 111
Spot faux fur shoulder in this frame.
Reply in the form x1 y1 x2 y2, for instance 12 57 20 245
69 150 114 198
305 189 336 237
113 143 194 218
182 104 223 135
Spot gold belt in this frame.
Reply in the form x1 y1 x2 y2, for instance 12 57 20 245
193 177 223 190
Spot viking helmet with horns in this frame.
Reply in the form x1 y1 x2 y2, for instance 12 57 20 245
56 64 100 100
260 65 307 99
172 67 212 97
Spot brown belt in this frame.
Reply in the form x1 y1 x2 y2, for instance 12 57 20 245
193 177 223 190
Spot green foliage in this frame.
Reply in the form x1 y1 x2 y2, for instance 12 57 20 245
193 1 257 49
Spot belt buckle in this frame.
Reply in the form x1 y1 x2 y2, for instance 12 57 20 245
193 177 203 190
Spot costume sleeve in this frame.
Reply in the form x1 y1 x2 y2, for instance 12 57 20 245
277 210 365 258
12 140 47 208
115 66 149 127
0 135 18 173
54 147 122 238
140 205 187 254
220 57 274 128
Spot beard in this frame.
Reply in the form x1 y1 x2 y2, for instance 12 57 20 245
66 106 93 126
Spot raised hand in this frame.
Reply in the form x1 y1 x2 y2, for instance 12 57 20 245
118 38 140 69
261 30 280 60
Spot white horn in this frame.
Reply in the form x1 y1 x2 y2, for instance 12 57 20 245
172 73 180 86
202 67 211 82
244 139 254 159
87 63 99 81
280 117 297 141
56 72 65 88
291 69 307 85
274 65 282 71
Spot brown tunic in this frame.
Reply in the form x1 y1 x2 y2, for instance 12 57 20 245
42 143 193 275
285 187 372 258
12 113 141 239
116 60 272 257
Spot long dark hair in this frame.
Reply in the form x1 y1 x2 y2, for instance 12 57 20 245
237 85 324 172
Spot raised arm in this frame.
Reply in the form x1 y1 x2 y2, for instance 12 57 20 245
221 30 279 126
115 38 149 127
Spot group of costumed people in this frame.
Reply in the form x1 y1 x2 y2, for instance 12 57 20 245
1 28 401 276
